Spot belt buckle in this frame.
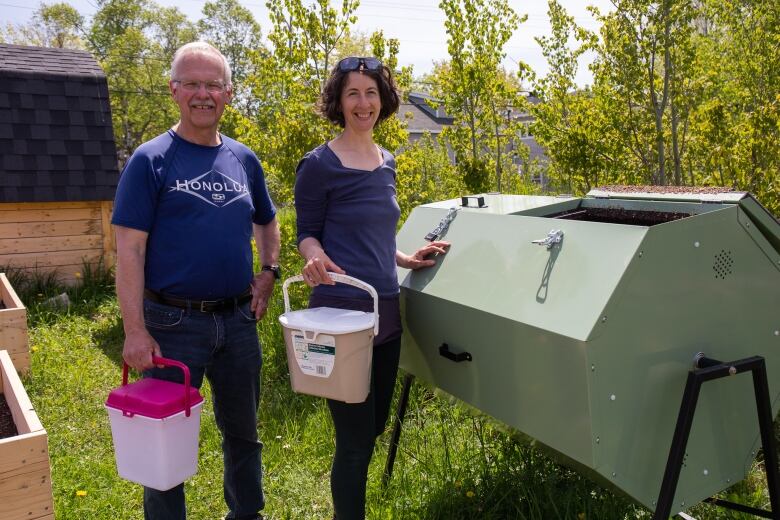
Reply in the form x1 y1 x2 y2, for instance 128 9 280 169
199 299 220 312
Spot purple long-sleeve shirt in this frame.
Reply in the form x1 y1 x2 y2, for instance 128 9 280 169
294 143 402 344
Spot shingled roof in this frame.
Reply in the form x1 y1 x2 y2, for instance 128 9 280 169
0 44 119 203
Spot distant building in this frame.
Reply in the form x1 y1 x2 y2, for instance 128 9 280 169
397 90 549 184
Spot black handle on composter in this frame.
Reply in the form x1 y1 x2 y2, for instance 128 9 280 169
439 343 472 363
461 196 486 208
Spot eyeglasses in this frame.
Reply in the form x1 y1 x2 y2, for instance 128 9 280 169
337 57 382 73
173 79 228 93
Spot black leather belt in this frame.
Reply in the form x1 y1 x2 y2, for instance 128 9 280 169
144 288 253 313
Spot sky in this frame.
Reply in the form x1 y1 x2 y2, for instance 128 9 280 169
2 0 614 86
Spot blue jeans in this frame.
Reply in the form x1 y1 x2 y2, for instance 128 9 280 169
141 299 264 520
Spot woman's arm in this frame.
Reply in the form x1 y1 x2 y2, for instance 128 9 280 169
298 236 345 287
396 240 450 270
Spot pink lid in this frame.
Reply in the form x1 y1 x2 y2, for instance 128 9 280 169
106 378 203 419
106 357 203 419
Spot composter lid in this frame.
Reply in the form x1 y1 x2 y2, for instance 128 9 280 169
279 307 376 335
106 378 204 419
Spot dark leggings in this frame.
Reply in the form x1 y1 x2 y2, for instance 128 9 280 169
327 337 401 520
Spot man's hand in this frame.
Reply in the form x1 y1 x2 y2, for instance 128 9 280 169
250 271 275 320
122 328 162 372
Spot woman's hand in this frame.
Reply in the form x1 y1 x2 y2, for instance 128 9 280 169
397 241 450 270
302 250 345 287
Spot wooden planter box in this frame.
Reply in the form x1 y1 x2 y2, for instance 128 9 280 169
0 350 53 519
0 273 29 374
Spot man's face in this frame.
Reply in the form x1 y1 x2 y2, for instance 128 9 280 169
169 52 232 135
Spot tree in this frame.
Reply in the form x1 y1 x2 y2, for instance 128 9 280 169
198 0 264 104
87 0 197 163
434 0 530 193
229 0 410 205
1 2 84 49
589 0 697 186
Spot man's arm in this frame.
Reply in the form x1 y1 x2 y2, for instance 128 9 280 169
114 225 161 371
250 216 281 319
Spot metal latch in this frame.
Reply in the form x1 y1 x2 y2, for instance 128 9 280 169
425 207 459 241
532 229 564 249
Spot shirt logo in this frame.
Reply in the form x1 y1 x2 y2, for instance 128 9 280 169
169 169 249 207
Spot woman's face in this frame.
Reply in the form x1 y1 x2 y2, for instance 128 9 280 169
339 71 382 132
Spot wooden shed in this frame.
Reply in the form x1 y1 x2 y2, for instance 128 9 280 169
0 44 119 284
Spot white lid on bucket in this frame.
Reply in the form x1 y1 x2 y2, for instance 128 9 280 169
281 273 379 336
280 307 375 335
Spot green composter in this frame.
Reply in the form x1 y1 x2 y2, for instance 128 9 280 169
393 187 780 517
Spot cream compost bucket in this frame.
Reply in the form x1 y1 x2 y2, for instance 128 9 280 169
279 273 378 403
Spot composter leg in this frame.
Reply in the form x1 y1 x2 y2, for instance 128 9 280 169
653 371 702 520
653 356 780 520
383 372 415 488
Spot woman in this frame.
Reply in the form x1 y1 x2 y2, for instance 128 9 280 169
294 56 449 519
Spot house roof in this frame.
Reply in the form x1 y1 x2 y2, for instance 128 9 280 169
0 44 119 203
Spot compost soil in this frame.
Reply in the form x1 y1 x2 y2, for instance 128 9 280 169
0 394 18 439
551 207 690 226
596 185 737 195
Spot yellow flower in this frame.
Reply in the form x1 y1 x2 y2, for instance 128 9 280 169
454 480 462 488
76 490 87 497
75 272 82 278
578 513 586 520
466 490 475 498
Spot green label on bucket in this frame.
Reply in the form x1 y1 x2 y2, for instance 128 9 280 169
292 333 336 378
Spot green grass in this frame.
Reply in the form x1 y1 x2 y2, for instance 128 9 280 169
15 210 778 519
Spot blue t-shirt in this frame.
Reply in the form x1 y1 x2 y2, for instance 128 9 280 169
112 130 276 299
295 143 401 299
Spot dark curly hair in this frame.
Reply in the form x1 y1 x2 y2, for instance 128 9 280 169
319 59 400 128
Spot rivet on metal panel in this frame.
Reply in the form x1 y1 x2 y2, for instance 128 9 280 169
727 479 731 483
774 330 779 336
652 501 656 506
681 501 685 507
728 366 737 376
612 472 616 477
638 251 643 258
703 469 709 476
595 437 600 444
694 241 700 248
610 394 616 401
601 316 607 323
591 365 595 371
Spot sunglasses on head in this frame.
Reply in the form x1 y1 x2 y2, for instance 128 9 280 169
337 56 382 72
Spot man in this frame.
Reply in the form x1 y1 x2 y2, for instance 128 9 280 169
112 41 279 520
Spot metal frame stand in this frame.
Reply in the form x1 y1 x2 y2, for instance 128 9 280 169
383 373 415 488
655 355 779 520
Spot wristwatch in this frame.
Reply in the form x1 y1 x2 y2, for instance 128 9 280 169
261 265 281 280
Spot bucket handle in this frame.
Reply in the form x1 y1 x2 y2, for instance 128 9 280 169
122 356 194 417
282 273 379 336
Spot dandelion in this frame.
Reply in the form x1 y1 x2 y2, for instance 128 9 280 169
31 346 39 352
466 490 475 498
76 490 87 497
75 272 82 278
454 480 462 488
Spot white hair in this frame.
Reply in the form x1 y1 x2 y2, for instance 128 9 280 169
170 41 232 86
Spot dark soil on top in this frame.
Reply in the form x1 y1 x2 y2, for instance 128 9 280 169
0 394 18 439
596 184 737 195
549 207 690 226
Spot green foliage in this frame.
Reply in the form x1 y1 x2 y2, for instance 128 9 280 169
395 133 463 220
0 2 84 49
432 0 531 194
86 0 196 165
198 0 264 110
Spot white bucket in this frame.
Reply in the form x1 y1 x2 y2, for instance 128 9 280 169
105 357 204 491
279 273 378 403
